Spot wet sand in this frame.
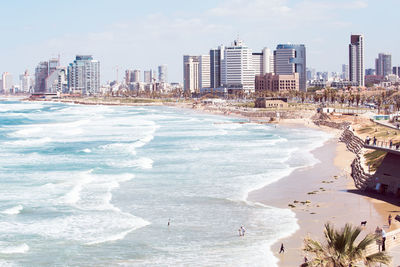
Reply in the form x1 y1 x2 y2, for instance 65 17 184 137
249 137 400 266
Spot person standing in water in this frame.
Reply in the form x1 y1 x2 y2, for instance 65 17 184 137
279 243 285 253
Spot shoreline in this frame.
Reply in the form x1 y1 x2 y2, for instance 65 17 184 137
18 97 399 265
248 134 399 266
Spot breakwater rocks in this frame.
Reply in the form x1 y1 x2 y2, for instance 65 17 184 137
339 128 371 190
313 120 350 130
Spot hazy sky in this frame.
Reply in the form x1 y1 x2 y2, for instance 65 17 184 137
0 0 398 83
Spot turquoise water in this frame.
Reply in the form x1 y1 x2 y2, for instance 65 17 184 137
0 99 330 266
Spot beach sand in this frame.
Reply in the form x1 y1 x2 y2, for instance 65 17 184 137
249 134 400 266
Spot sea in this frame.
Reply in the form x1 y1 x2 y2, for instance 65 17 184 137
0 99 331 266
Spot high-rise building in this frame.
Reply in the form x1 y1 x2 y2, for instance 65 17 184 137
35 61 48 92
183 55 200 93
158 65 167 83
125 70 134 84
67 55 100 95
143 70 156 83
199 55 210 89
48 58 60 75
1 72 13 93
393 66 400 77
349 34 364 86
274 44 306 91
133 70 140 82
221 39 255 92
342 64 349 80
210 46 224 88
375 53 392 77
46 67 67 93
19 70 32 93
253 47 274 76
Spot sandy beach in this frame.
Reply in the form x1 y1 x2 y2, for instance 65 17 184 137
249 129 400 266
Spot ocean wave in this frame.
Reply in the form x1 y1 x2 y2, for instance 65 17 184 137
0 243 29 254
107 157 153 169
4 137 53 147
1 205 23 215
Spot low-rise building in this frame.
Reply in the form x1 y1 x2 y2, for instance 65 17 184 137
255 73 299 93
255 97 289 109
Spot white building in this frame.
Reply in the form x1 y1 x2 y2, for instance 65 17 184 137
19 70 32 93
349 34 364 86
199 55 210 89
67 55 100 95
144 69 156 83
221 39 255 92
1 72 13 93
183 55 200 93
46 67 68 93
252 47 274 76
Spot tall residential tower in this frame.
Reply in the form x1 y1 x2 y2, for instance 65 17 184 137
349 34 364 86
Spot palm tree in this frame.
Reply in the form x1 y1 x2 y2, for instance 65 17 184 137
303 223 391 266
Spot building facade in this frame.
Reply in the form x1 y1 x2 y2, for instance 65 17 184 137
19 70 32 93
183 55 200 93
255 73 299 92
342 64 349 80
349 34 364 86
199 55 210 89
221 39 255 92
67 55 100 95
158 65 167 83
393 66 400 77
274 44 306 91
210 47 223 88
375 53 392 77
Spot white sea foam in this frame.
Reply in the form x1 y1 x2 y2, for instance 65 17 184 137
0 243 29 254
4 137 53 147
82 148 91 153
108 157 154 169
1 205 23 215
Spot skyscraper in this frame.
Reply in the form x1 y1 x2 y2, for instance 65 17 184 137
144 70 156 83
67 55 100 95
252 47 274 76
158 65 167 83
133 70 141 82
375 53 392 77
349 34 364 86
199 55 210 89
35 61 48 92
183 55 200 93
210 46 224 88
274 44 306 91
221 39 255 92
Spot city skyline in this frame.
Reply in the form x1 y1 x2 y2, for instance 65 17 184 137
0 0 399 83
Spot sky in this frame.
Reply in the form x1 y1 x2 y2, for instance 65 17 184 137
0 0 399 84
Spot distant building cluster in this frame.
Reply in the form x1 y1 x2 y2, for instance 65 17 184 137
1 33 399 96
183 39 306 95
307 34 399 90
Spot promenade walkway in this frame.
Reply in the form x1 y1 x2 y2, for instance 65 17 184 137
364 139 400 156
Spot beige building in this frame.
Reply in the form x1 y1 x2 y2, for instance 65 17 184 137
255 97 289 109
255 73 299 93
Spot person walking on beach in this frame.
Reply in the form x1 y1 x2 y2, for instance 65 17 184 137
388 214 392 227
382 228 387 251
279 243 285 254
373 136 377 146
168 219 170 227
390 140 393 149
